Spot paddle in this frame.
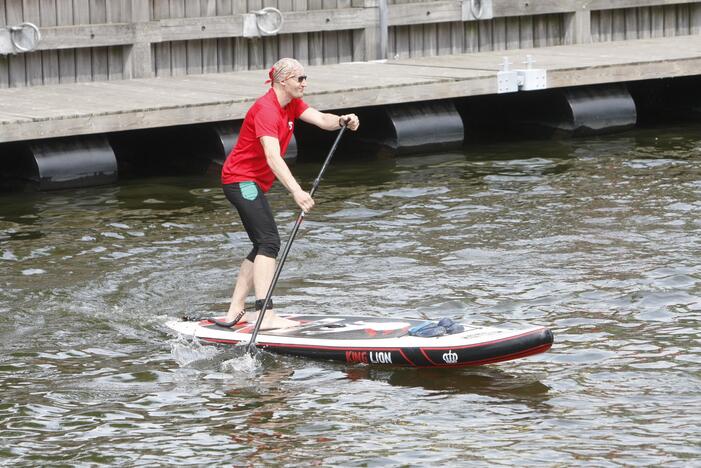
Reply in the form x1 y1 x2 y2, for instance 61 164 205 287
246 122 348 352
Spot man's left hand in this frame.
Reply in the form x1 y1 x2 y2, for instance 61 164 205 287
339 114 360 131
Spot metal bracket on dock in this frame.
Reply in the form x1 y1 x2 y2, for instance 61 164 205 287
461 0 493 21
243 7 284 38
0 22 42 55
497 55 547 94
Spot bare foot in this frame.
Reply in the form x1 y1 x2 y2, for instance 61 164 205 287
243 310 299 330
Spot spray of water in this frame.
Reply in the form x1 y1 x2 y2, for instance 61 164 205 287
169 334 221 367
221 348 260 375
169 333 262 382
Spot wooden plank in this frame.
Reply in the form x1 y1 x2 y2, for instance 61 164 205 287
425 23 438 57
463 19 478 52
262 0 279 67
493 0 577 17
126 0 155 78
387 20 396 58
564 9 591 44
337 0 352 62
651 5 664 38
263 34 278 67
505 16 520 49
552 13 563 45
397 0 416 58
639 7 652 38
307 0 323 65
248 0 265 69
387 1 461 27
590 10 600 41
277 0 295 59
613 8 626 41
624 7 639 39
448 21 461 54
202 0 218 73
153 0 172 76
73 0 92 83
170 0 188 75
217 0 234 72
233 0 249 70
39 0 60 85
519 15 533 49
352 29 365 61
492 17 506 51
532 15 547 48
599 9 612 42
89 0 109 82
56 0 76 83
259 0 280 70
106 0 127 80
588 0 699 11
37 23 142 50
677 4 690 35
292 0 308 64
322 0 339 64
692 4 701 34
478 18 493 51
395 25 410 58
22 0 43 86
437 22 451 55
185 0 203 74
664 4 676 36
492 0 701 17
352 0 378 61
0 0 8 88
409 24 423 58
6 1 27 87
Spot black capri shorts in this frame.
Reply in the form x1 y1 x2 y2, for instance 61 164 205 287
223 181 281 261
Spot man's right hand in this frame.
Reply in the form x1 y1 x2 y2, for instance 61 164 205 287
293 190 315 213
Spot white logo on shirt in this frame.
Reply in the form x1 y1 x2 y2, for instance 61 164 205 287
288 121 293 131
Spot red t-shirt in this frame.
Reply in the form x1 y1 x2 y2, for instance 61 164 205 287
221 88 309 192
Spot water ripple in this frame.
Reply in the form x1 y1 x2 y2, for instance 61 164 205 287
1 127 701 465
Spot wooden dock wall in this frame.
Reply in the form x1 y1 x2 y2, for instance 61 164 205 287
1 0 701 89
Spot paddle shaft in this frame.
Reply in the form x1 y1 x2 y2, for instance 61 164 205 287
246 124 347 351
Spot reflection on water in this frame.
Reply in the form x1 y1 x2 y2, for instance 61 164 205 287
1 123 700 465
344 366 551 400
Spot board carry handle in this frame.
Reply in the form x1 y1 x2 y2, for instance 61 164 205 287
247 123 348 351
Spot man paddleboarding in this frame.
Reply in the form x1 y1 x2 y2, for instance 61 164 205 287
213 58 359 330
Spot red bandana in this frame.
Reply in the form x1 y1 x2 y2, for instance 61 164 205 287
265 67 275 85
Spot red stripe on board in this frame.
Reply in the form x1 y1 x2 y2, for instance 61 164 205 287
398 349 416 367
420 348 438 366
202 338 241 345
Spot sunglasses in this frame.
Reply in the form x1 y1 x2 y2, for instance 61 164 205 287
287 75 308 83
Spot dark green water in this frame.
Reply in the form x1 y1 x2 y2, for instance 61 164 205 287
1 124 700 466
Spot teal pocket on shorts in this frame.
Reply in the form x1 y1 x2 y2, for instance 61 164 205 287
239 181 259 201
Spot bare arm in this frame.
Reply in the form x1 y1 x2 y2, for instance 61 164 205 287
299 108 360 131
260 135 314 212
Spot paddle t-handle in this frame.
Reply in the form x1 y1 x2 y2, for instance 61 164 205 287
246 123 348 352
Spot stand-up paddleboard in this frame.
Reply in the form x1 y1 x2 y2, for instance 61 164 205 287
166 315 553 368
